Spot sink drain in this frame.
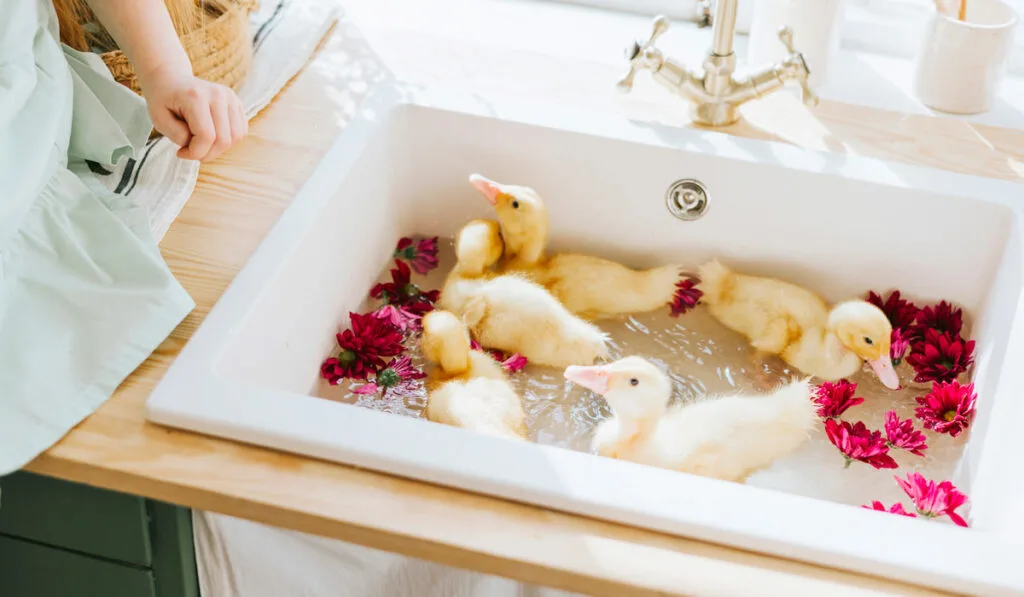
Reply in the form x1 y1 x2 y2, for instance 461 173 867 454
665 179 709 221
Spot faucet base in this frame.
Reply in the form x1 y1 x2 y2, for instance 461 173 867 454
691 102 742 127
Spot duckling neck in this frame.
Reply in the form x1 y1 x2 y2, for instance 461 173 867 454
818 326 863 378
502 224 546 267
614 415 660 445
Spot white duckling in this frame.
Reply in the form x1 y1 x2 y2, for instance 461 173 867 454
469 174 682 321
698 259 900 389
421 310 527 440
438 219 610 368
565 357 817 483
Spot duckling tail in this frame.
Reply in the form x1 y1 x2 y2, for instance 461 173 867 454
420 310 472 375
765 378 818 433
696 259 734 306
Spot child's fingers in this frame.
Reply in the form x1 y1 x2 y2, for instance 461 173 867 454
178 92 217 161
152 108 191 148
229 99 247 144
205 94 234 161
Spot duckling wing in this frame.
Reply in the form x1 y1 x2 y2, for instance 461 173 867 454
544 253 681 317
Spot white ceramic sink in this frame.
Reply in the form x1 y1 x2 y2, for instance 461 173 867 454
147 82 1024 594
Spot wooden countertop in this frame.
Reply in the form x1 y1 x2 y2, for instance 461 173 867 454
26 18 1024 597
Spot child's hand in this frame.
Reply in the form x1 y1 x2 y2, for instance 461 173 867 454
142 68 248 162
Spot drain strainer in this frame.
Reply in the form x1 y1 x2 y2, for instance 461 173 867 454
665 179 709 221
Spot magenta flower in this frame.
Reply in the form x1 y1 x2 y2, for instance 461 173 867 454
914 301 964 338
867 290 920 331
890 328 912 365
501 353 529 373
906 329 975 383
914 380 977 438
352 355 426 397
862 501 917 518
470 339 529 374
884 410 928 457
394 236 440 275
321 312 405 384
371 260 440 313
813 380 864 419
824 418 898 470
371 304 421 332
669 277 703 317
895 472 969 527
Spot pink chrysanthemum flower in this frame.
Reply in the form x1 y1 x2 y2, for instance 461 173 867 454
352 355 426 397
501 353 529 373
813 380 864 419
906 329 975 383
669 277 703 317
895 472 969 527
862 501 917 518
883 410 928 456
890 328 912 365
824 419 898 470
867 290 920 331
470 339 529 374
914 380 977 438
914 301 964 338
371 304 421 332
394 236 440 275
321 312 405 384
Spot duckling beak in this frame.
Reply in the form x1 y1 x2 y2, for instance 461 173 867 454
868 356 901 390
469 174 502 206
564 365 609 395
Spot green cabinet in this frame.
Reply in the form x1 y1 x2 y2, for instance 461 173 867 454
0 472 199 597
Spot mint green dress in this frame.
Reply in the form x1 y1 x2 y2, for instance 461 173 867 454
0 0 195 474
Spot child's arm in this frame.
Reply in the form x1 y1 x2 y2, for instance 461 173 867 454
84 0 247 161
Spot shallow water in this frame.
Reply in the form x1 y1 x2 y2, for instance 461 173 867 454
316 239 968 516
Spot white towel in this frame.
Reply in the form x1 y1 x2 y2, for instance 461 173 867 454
86 0 342 242
193 511 587 597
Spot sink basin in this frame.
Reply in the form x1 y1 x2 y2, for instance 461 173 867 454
147 82 1024 594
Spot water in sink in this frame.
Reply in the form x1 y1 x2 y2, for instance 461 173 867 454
316 239 969 516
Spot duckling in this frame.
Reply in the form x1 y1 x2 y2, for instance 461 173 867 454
698 259 900 389
564 356 817 482
468 174 682 320
421 310 527 440
438 219 610 368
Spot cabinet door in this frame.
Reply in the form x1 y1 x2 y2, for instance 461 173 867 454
0 472 152 566
0 535 157 597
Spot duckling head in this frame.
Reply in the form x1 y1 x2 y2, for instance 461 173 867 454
564 356 672 421
421 310 471 374
828 300 899 389
468 174 548 264
453 219 504 277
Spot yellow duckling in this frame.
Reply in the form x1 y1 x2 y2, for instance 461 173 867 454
438 219 610 368
468 174 682 321
565 357 816 482
698 259 900 389
421 310 527 440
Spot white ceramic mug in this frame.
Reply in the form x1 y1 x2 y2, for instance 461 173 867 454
746 0 845 87
912 0 1018 114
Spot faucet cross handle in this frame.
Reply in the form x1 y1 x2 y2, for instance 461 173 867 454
776 26 820 107
616 15 671 93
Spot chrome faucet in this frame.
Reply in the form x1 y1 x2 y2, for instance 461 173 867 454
616 10 819 127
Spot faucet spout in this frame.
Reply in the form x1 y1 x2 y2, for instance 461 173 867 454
711 0 738 57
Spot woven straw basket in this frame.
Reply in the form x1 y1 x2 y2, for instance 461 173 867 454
100 0 257 95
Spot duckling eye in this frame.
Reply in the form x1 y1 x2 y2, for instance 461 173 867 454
864 336 873 345
629 378 639 386
511 200 520 209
